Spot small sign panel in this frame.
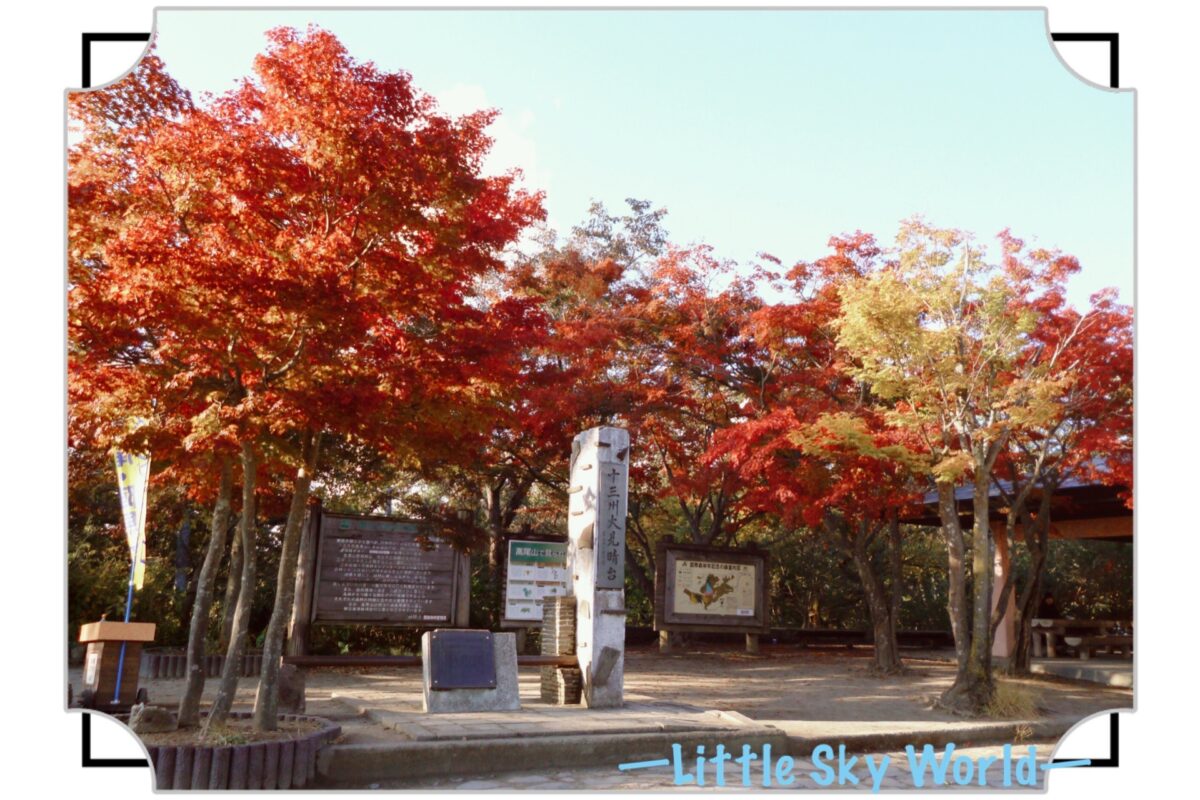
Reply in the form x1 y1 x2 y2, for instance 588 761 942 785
428 630 496 691
504 539 569 623
84 652 100 687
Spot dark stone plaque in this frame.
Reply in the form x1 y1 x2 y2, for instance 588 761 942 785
428 630 496 691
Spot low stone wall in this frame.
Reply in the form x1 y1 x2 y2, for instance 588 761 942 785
141 649 264 679
145 712 340 790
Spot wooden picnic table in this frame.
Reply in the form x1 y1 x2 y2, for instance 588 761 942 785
1031 618 1132 658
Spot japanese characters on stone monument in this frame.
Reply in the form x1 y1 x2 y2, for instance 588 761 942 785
567 425 629 709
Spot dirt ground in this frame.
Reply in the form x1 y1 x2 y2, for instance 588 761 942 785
619 644 1131 722
74 643 1130 727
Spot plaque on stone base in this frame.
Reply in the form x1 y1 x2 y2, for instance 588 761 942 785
421 631 520 713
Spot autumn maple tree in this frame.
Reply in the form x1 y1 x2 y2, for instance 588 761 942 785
831 218 1119 712
703 233 926 674
69 27 543 731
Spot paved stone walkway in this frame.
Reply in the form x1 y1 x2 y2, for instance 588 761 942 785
335 693 765 741
366 742 1060 791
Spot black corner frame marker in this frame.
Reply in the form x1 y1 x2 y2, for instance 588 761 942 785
1050 712 1120 768
81 32 150 88
81 713 148 768
1051 32 1120 88
74 24 1124 773
76 30 156 773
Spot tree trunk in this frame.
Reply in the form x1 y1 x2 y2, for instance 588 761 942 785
887 516 904 660
286 498 321 659
218 521 243 649
939 467 997 714
1010 489 1053 674
483 480 505 627
625 544 655 610
204 441 258 731
174 504 193 593
848 523 902 674
253 432 321 731
177 456 235 728
484 479 505 571
935 483 969 675
482 474 532 625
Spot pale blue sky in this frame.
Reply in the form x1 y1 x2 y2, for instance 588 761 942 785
151 8 1133 307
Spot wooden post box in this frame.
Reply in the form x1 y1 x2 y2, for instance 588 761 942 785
78 620 156 710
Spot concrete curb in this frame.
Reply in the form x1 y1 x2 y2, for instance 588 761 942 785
318 727 789 784
317 714 1078 785
775 716 1079 753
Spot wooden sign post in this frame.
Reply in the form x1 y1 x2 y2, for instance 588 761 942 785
78 620 156 710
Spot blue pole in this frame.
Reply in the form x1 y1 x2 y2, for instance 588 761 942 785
111 538 140 704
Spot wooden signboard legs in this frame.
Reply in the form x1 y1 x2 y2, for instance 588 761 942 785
567 426 629 709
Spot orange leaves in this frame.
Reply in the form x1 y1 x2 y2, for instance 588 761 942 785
68 26 546 486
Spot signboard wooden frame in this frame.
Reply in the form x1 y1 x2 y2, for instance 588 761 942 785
288 505 470 656
654 540 770 635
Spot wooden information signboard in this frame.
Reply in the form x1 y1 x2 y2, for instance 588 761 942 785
288 507 470 655
654 540 770 637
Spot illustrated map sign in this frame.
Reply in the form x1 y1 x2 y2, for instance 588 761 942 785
673 559 758 617
311 513 466 626
655 542 770 633
504 539 569 624
428 630 497 691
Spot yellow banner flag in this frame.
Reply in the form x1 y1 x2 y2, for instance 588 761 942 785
114 449 151 590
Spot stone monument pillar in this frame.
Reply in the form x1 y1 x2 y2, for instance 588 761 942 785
567 426 629 709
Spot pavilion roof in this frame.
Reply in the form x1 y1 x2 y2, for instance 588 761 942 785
905 460 1130 526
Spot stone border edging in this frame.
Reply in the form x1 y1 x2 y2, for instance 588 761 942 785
145 712 341 790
